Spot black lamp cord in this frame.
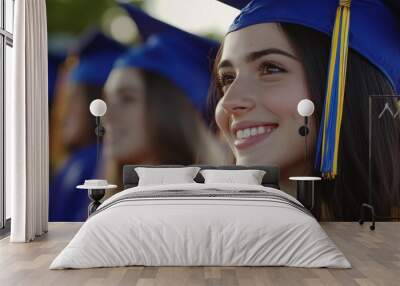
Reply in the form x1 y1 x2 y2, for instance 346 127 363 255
298 116 309 175
304 116 308 170
95 116 105 166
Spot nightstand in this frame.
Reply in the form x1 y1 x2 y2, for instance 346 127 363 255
77 180 117 216
289 176 321 210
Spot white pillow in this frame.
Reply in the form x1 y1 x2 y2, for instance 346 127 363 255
200 169 266 185
135 167 201 186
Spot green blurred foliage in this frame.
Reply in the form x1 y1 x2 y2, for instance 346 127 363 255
47 0 144 35
203 32 223 42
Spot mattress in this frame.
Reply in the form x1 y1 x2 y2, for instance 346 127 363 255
50 183 351 269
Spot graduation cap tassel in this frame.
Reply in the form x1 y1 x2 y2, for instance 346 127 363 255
316 0 351 179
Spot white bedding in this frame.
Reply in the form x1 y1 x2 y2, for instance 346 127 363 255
50 183 351 269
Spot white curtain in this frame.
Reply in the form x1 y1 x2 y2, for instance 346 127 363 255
6 0 49 242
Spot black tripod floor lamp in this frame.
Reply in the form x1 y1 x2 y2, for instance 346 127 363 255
358 95 398 231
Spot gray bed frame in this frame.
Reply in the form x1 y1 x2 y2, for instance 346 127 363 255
122 165 280 190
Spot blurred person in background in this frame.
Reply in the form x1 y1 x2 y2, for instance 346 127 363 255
102 3 226 187
48 51 66 108
49 31 126 221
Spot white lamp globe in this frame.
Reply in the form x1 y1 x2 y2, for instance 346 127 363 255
297 99 315 117
90 99 107 117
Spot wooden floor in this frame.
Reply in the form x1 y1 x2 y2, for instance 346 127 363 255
0 222 399 286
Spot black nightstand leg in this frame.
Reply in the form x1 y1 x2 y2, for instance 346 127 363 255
297 181 314 210
87 189 105 216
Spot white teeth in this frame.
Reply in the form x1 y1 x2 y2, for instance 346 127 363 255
235 125 275 140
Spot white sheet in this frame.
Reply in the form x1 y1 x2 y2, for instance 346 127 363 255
50 183 351 269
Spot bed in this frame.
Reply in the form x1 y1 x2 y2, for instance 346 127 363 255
50 165 350 269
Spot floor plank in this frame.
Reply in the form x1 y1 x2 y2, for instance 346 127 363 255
0 222 399 286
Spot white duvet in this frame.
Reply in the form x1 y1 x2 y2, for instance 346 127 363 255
50 183 351 269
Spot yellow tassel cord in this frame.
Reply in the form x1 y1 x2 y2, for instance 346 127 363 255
318 0 351 179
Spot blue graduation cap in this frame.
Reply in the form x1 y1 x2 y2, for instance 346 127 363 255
114 3 219 112
70 31 127 85
219 0 400 178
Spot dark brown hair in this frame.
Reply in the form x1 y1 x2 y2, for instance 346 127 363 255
208 23 400 220
143 70 209 164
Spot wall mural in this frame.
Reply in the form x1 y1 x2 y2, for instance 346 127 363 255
48 0 400 222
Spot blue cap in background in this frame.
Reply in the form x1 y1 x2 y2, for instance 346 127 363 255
70 31 127 86
114 3 219 112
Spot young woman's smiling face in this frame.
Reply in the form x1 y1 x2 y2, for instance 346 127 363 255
215 23 316 175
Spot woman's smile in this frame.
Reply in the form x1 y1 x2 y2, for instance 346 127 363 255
231 121 279 150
